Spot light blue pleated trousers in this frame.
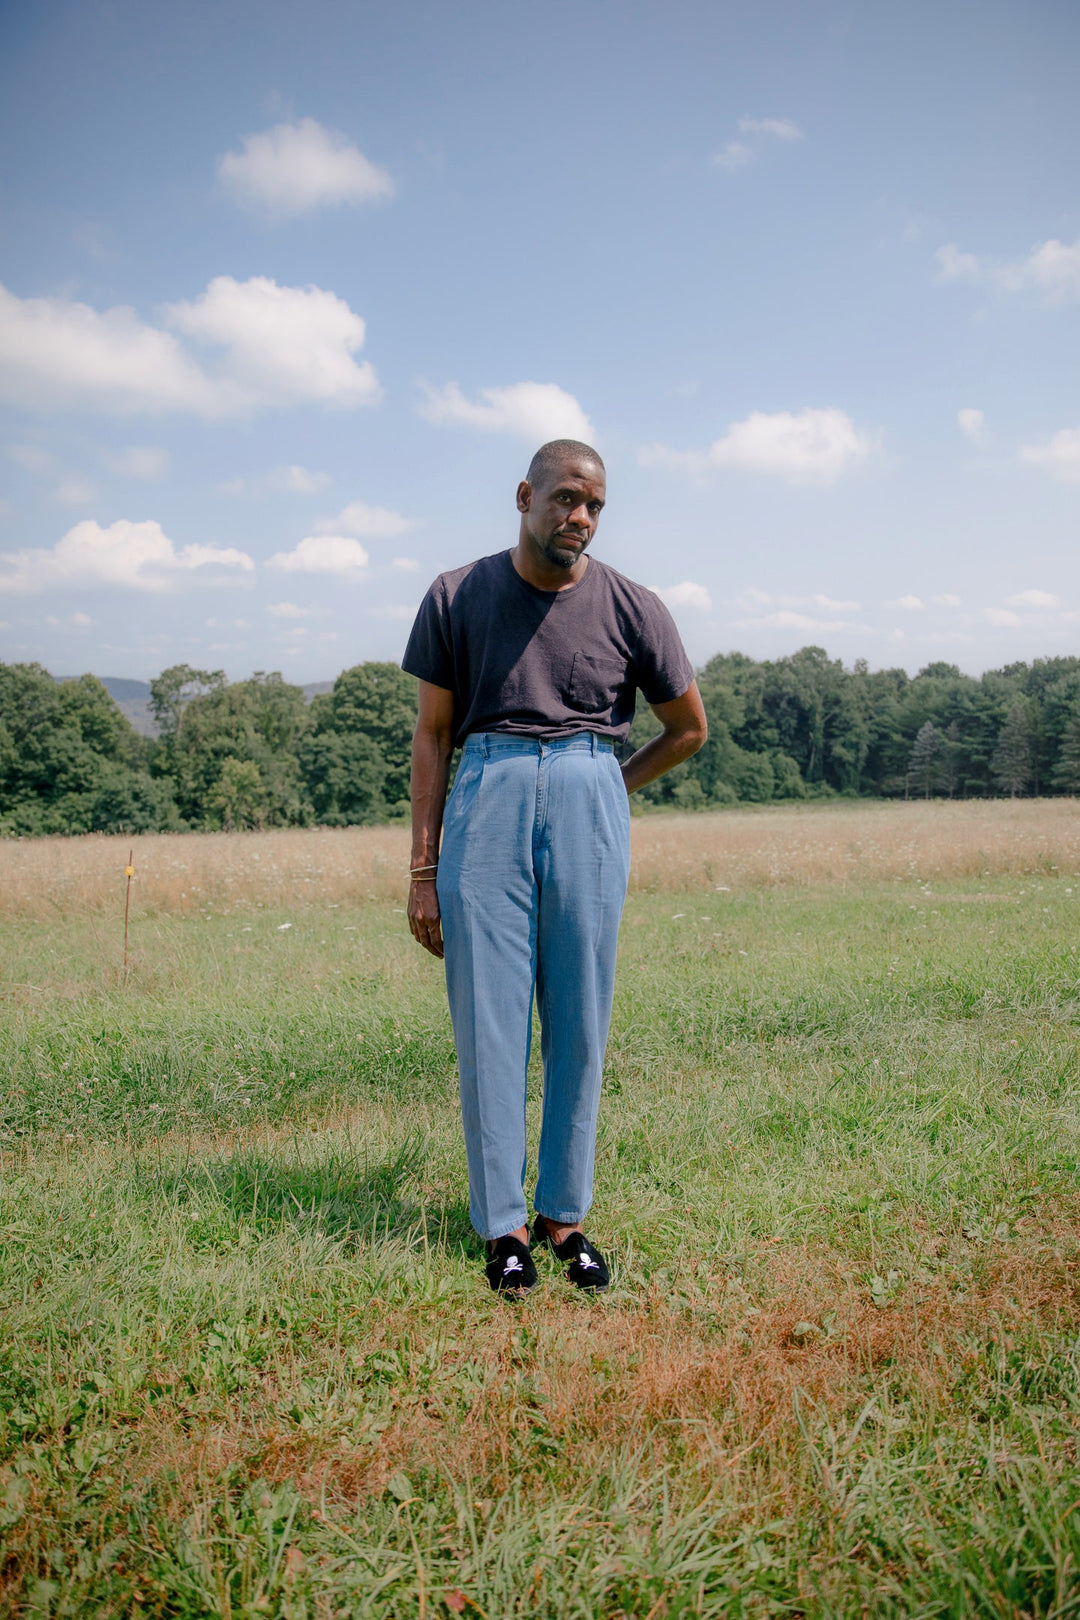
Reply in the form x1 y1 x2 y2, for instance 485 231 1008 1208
437 732 631 1240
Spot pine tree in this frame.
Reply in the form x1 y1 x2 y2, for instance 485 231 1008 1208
1053 711 1080 794
907 720 938 799
939 719 963 798
992 703 1032 798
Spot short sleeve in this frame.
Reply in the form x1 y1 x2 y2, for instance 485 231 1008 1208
402 578 455 690
632 593 696 706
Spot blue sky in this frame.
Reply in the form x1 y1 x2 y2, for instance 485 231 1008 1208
1 0 1078 682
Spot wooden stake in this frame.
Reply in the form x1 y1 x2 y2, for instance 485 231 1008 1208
124 849 134 977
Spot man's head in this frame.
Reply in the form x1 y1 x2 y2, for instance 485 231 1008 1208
516 440 606 573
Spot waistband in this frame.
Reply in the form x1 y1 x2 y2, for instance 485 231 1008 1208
463 731 615 756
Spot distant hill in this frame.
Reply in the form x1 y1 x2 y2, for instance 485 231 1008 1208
56 675 338 737
55 675 158 736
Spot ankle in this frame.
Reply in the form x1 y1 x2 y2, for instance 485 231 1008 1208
536 1213 583 1246
488 1224 529 1251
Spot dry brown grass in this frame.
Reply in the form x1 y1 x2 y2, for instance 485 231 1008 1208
3 798 1079 921
20 1201 1076 1536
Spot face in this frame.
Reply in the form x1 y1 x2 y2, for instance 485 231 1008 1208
516 458 606 571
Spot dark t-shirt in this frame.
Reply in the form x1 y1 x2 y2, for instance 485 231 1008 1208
401 550 695 747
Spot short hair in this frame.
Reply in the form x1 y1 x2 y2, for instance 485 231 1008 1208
525 439 605 489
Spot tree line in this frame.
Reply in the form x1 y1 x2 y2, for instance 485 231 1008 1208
3 647 1080 836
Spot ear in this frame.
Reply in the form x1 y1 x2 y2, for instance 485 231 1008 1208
516 480 532 513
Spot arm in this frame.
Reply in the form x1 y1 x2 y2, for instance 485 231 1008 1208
621 681 708 795
408 680 455 959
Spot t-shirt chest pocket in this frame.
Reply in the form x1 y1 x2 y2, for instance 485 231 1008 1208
568 650 627 714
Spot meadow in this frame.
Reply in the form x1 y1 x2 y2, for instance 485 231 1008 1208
2 800 1080 1617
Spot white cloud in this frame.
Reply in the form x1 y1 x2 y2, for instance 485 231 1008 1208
739 116 803 141
984 608 1022 626
315 499 414 538
936 236 1080 301
957 408 986 444
269 464 331 494
732 609 856 633
999 238 1080 298
894 594 925 611
418 380 593 442
72 612 92 626
392 556 419 572
935 244 982 283
641 407 871 485
0 277 379 416
6 443 54 474
267 601 316 618
105 445 170 480
933 594 962 607
1021 426 1080 482
53 477 97 506
734 587 861 615
0 518 254 594
713 140 754 172
714 116 803 170
218 118 393 216
1007 588 1060 609
0 282 221 414
374 602 420 621
648 580 713 611
267 535 370 577
167 276 380 410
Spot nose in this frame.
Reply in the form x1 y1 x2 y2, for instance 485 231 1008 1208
565 501 592 532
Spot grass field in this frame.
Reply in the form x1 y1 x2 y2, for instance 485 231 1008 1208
2 801 1080 1617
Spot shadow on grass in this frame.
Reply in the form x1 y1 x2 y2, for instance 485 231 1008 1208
160 1132 479 1256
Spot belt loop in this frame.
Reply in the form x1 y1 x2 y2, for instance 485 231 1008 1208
590 732 598 755
482 733 490 757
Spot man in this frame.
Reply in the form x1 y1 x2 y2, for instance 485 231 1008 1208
402 440 706 1294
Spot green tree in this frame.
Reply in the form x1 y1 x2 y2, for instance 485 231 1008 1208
149 664 226 738
1052 712 1080 794
907 721 939 799
0 663 174 835
207 757 266 830
313 663 418 811
164 672 311 828
299 729 388 825
939 720 963 798
992 703 1032 798
298 663 417 823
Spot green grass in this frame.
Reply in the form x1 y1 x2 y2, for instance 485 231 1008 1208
2 858 1080 1616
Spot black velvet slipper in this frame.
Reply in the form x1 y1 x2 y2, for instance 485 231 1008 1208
532 1221 610 1291
485 1233 538 1295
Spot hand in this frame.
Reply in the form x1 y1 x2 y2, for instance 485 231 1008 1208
408 878 444 959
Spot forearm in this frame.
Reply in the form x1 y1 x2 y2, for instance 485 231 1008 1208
410 725 453 864
621 727 702 794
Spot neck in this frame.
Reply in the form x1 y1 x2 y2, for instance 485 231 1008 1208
510 540 589 593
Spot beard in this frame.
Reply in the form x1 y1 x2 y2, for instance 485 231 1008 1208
540 533 585 570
